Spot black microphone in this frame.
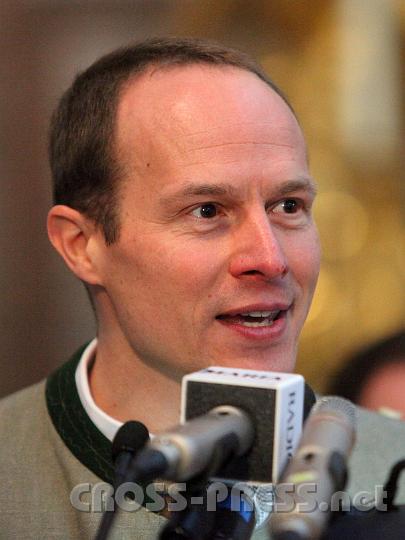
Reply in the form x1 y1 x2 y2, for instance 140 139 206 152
270 396 357 540
95 420 150 540
112 420 150 488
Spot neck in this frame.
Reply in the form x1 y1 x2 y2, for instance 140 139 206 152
89 334 182 434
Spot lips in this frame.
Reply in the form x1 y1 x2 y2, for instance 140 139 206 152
216 303 291 328
216 303 290 318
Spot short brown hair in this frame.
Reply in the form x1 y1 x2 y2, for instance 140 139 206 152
49 37 294 244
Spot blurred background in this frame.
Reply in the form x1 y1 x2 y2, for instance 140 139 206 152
0 0 404 399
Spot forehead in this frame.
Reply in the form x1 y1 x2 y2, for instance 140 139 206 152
115 64 307 182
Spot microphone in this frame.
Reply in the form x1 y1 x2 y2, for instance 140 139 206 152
182 366 310 484
270 396 357 540
95 420 150 540
129 405 254 483
125 368 313 540
112 420 150 488
130 365 313 485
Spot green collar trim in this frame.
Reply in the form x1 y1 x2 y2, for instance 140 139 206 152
45 345 114 484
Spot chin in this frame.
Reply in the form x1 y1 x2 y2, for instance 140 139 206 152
208 355 296 374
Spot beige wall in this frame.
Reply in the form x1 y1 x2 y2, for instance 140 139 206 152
1 0 404 398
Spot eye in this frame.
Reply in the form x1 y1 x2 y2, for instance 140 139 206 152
190 203 219 219
273 198 302 214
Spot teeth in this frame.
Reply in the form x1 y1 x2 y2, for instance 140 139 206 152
241 319 274 327
240 311 274 317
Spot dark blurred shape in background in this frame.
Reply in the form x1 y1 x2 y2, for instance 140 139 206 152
328 331 405 419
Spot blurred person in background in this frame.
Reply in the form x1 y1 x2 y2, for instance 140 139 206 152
329 330 405 419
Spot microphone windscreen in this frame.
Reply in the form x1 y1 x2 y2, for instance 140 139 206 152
112 421 150 462
311 395 357 428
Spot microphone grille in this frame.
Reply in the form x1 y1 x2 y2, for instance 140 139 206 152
312 396 357 429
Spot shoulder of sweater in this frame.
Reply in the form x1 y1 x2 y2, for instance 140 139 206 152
0 380 47 437
0 379 46 412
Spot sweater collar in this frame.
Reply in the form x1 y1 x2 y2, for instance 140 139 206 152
46 344 115 484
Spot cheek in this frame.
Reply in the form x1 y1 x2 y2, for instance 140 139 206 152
115 236 224 300
288 233 321 292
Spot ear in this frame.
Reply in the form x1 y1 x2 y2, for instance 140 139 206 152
47 205 103 285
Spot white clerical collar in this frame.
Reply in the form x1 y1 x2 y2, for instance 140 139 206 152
75 338 123 442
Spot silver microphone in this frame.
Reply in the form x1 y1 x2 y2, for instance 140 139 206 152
132 405 254 482
270 396 357 540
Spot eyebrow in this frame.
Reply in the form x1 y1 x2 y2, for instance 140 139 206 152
161 177 317 205
278 178 317 197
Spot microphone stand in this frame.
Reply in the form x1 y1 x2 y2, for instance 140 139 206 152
159 478 215 540
159 480 255 540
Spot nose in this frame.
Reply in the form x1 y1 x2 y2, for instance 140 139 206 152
228 211 288 282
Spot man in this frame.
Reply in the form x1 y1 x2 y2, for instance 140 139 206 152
1 38 404 539
48 37 320 433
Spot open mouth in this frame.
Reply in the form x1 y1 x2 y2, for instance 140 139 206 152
216 310 284 328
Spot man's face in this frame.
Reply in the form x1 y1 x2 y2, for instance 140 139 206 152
95 65 320 378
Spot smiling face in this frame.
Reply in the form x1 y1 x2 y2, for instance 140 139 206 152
93 64 320 379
